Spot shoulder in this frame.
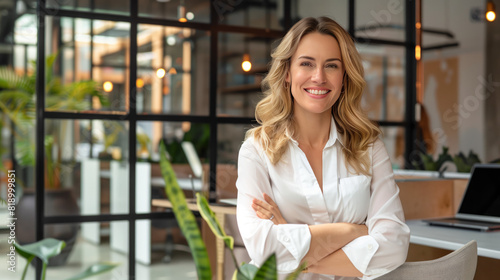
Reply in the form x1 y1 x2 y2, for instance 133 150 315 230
370 136 392 165
239 137 267 162
240 136 259 152
372 137 386 151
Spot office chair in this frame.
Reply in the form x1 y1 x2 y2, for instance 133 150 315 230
378 240 478 280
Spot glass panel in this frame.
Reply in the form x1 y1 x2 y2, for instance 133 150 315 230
47 0 130 15
216 124 249 200
14 13 37 45
291 0 348 29
137 25 210 115
355 0 405 42
218 32 276 117
380 126 405 169
358 44 405 122
1 15 37 192
217 0 282 30
43 119 129 216
139 0 210 24
138 220 197 275
137 121 210 213
45 17 130 112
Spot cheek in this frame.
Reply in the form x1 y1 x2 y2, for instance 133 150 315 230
291 69 309 85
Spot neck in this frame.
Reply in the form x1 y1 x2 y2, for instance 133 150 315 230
293 110 331 149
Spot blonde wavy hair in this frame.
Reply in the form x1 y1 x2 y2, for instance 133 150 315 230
246 17 380 175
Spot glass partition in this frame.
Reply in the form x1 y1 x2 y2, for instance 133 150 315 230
137 25 210 115
292 0 349 29
44 17 131 113
358 44 406 122
217 0 283 30
47 0 131 15
355 0 406 42
139 0 210 23
137 121 210 213
43 119 129 216
217 32 275 117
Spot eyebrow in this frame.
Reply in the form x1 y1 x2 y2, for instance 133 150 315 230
297 56 342 62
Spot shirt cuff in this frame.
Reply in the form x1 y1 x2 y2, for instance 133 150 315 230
342 235 379 277
275 224 311 273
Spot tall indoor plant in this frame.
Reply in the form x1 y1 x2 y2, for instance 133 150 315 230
0 54 109 265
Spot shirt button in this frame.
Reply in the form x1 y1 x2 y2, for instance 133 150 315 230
284 237 289 242
368 244 373 251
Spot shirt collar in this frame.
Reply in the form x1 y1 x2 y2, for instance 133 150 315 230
289 116 345 148
325 116 344 148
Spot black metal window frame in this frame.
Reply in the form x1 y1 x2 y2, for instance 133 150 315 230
33 0 416 278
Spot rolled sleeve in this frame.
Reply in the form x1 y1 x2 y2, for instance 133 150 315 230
276 224 311 272
342 235 379 276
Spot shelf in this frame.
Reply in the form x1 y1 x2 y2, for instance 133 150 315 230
219 84 261 94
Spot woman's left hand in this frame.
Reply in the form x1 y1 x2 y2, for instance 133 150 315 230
252 193 287 225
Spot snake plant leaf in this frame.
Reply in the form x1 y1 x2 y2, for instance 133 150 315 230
65 262 120 280
196 192 234 250
253 253 277 280
159 142 212 280
233 263 258 280
14 238 66 264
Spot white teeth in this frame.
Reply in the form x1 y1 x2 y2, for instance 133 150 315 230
306 89 329 95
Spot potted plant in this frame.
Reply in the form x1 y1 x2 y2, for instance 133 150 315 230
411 146 453 173
0 54 109 265
14 238 118 280
452 150 481 173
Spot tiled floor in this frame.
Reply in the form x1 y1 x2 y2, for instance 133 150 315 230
0 231 198 280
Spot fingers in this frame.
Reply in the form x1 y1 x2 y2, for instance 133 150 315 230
263 193 278 207
252 198 274 213
252 199 270 217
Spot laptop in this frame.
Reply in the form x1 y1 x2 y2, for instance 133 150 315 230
424 164 500 232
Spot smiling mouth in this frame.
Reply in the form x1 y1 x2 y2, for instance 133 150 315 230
305 89 330 95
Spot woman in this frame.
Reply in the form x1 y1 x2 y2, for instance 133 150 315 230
235 17 410 280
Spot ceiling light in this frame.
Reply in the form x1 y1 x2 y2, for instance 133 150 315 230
156 68 166 78
486 1 496 22
103 81 113 92
415 45 421 61
178 0 187 22
242 54 252 72
167 36 176 46
136 78 144 88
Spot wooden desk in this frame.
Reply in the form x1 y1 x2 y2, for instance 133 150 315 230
152 198 236 280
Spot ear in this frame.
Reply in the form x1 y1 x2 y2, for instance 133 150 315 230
285 71 290 83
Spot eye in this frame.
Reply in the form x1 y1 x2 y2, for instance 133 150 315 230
300 61 313 67
326 64 338 69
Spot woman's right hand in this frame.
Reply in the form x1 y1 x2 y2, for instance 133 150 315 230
252 193 287 225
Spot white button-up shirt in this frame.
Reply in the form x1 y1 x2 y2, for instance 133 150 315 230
236 118 410 280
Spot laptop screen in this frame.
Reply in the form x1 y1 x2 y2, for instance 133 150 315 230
457 164 500 220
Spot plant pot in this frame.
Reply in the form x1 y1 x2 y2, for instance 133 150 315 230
16 188 80 266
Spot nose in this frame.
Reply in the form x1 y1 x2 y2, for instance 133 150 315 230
311 67 326 84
